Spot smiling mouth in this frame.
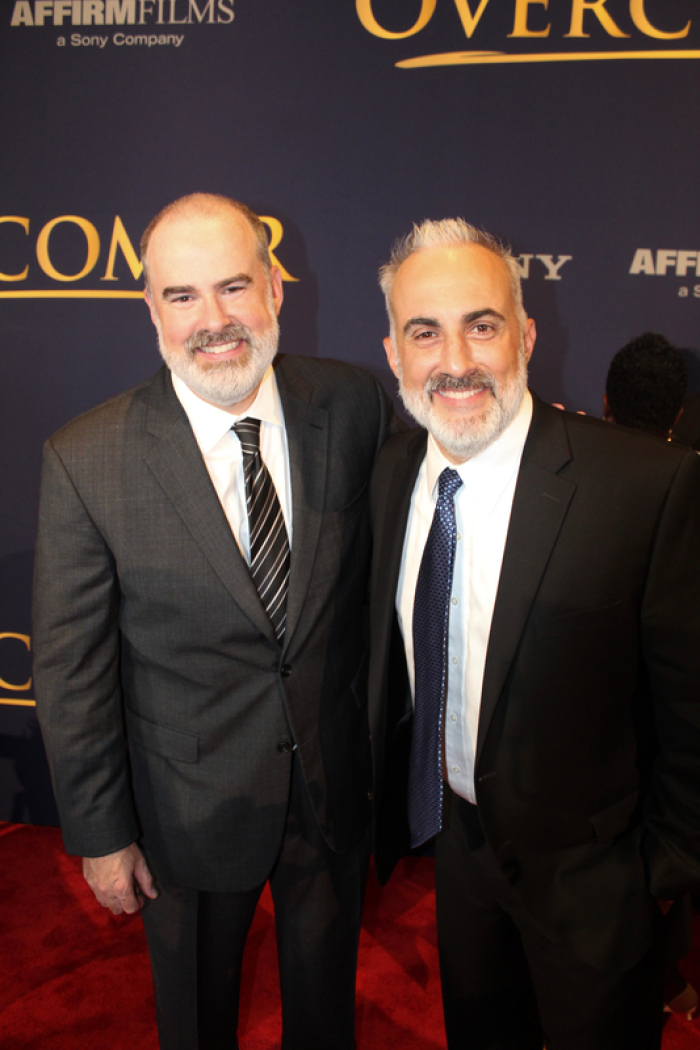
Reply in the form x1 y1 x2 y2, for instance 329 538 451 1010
195 338 244 355
434 386 486 400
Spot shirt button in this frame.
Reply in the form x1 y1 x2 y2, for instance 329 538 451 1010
451 656 458 666
451 596 458 605
452 765 461 774
456 532 462 541
450 713 457 723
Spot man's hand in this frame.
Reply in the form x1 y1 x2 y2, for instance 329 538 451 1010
83 843 158 915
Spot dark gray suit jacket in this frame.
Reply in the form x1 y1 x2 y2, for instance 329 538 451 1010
33 354 395 892
369 394 700 970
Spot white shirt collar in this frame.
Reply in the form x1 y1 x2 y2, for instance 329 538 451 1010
425 389 533 514
171 365 284 454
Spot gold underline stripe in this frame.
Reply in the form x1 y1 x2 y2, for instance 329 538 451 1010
397 50 700 68
0 290 143 299
0 698 36 707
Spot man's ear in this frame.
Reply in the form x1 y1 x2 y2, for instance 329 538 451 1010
523 318 536 363
144 289 158 327
384 336 400 379
603 393 615 423
269 266 284 314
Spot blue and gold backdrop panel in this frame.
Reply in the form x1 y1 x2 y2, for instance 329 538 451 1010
1 0 699 823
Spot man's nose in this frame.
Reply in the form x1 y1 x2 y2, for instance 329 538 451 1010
200 295 230 331
440 332 475 376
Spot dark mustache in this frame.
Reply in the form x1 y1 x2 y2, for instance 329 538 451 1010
185 323 252 353
426 370 495 394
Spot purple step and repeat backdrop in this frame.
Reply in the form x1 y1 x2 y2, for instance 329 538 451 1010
1 0 699 825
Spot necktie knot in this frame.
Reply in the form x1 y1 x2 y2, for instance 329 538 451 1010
232 418 261 454
438 467 462 502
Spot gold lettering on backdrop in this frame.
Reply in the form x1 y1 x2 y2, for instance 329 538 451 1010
0 634 32 692
259 217 298 282
139 0 155 24
452 0 493 38
629 0 690 40
355 0 436 40
81 1 105 25
0 213 297 296
566 0 629 38
188 0 215 22
10 2 33 26
101 216 143 281
106 0 137 23
354 0 699 67
0 289 144 298
36 215 100 281
168 0 188 23
509 0 550 38
397 49 700 67
0 217 30 281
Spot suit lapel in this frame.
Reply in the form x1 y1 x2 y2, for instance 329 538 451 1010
142 369 277 644
477 398 576 756
275 358 329 652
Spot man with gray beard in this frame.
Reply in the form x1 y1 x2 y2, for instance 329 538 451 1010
33 193 396 1050
367 219 700 1049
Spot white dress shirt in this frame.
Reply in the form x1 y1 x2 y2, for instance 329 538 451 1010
396 391 533 804
171 366 292 562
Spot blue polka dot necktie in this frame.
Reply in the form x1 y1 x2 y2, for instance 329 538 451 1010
232 419 290 643
408 467 463 848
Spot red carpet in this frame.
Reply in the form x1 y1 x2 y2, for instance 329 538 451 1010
1 822 698 1048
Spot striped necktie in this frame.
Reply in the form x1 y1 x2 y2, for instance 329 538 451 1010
232 418 290 642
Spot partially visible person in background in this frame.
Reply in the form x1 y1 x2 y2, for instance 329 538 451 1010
673 390 700 450
604 330 697 1020
604 332 687 439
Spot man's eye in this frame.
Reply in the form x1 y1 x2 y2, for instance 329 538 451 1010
223 285 245 295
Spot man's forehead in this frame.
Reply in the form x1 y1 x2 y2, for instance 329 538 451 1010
393 243 511 310
149 207 253 257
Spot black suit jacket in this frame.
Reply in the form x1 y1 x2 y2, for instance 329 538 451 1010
369 394 700 970
33 354 396 892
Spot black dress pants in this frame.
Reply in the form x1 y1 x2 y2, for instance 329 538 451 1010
435 788 664 1050
140 756 369 1050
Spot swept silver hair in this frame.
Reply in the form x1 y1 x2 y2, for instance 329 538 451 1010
378 218 526 341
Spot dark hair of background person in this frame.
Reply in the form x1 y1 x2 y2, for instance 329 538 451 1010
673 390 700 450
604 332 687 438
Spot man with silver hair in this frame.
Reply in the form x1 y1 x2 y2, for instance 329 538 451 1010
33 192 396 1050
368 218 700 1049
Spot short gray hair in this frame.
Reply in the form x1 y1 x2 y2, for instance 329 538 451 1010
378 218 526 339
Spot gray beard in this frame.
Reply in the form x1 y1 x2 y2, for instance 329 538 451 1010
156 316 279 408
397 354 528 461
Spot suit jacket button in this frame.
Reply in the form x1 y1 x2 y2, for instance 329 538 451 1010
281 664 292 678
277 740 293 753
367 790 373 801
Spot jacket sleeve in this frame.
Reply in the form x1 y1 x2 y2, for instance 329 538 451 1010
32 437 139 858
